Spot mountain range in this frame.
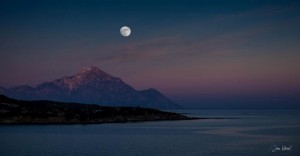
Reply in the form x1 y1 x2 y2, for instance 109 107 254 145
0 66 181 110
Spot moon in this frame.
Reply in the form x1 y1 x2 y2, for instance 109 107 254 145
120 26 131 37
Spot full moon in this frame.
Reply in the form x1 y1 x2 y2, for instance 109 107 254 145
120 26 131 37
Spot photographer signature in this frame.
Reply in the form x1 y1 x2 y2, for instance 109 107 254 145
272 145 292 152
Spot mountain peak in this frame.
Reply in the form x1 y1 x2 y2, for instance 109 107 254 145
77 66 112 79
47 66 116 91
2 66 181 109
79 66 105 74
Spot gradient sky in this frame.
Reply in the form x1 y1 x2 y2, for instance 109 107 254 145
1 0 300 109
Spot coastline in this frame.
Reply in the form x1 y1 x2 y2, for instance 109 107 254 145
0 95 200 125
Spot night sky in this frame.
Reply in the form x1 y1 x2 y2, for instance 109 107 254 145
1 0 300 109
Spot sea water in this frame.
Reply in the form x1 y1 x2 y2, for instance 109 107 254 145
1 110 300 156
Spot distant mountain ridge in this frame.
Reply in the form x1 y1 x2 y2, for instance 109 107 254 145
1 66 181 110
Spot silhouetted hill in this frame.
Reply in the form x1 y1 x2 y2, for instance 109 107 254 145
0 95 192 124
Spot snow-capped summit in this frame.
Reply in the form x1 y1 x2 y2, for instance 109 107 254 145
51 66 117 91
79 66 102 73
76 66 114 82
78 66 111 78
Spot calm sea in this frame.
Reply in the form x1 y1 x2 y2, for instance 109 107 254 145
1 110 300 156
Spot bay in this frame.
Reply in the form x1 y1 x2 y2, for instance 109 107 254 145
1 110 300 156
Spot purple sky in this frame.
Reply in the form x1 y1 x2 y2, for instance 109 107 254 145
1 0 300 108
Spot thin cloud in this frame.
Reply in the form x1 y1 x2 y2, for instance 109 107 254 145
95 37 181 63
93 3 300 65
95 27 266 65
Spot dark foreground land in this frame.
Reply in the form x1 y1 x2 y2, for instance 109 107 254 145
0 95 196 124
